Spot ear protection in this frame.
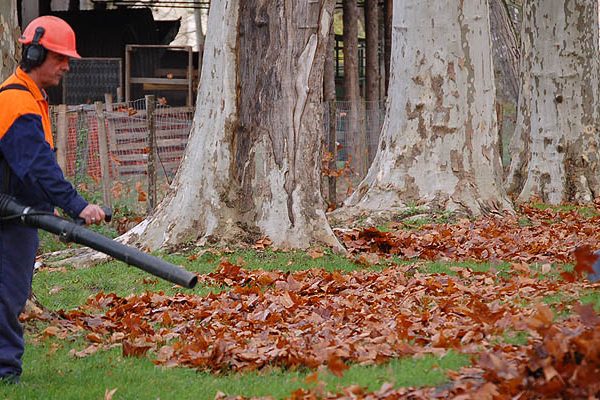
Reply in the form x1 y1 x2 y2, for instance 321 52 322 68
23 27 47 71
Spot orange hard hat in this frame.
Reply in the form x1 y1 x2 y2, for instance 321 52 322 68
19 15 81 59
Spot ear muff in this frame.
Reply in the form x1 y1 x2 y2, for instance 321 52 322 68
23 27 47 71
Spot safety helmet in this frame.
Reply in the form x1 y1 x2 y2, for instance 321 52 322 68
19 15 81 59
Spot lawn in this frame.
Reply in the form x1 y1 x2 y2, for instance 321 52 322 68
2 202 600 399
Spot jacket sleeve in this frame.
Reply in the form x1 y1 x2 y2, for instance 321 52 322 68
0 113 88 218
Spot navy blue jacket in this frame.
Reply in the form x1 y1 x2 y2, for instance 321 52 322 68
0 68 87 217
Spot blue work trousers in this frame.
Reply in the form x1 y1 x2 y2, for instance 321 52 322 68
0 222 37 378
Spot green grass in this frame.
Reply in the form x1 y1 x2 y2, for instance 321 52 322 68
501 330 529 346
24 244 580 399
22 250 480 399
518 217 533 227
32 248 394 311
0 339 468 400
422 260 511 275
32 261 213 310
202 249 362 273
529 202 599 218
34 251 523 313
38 222 120 254
580 290 600 311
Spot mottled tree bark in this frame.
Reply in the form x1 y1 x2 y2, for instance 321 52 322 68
332 0 512 222
323 18 337 207
364 0 380 164
343 0 366 177
0 0 20 81
383 0 392 97
489 0 520 103
119 0 343 251
193 8 206 50
505 0 600 204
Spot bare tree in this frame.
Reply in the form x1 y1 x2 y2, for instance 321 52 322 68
193 7 206 50
489 0 520 103
383 0 392 97
332 0 512 222
324 17 337 207
119 0 343 251
364 0 380 164
0 0 20 80
505 0 600 204
343 0 366 177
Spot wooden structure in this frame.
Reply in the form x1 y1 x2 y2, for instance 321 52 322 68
125 44 195 107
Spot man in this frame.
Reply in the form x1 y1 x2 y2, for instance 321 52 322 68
0 15 105 384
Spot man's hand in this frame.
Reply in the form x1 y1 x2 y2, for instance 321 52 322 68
78 204 105 225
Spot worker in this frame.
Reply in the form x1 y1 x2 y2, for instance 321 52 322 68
0 15 105 384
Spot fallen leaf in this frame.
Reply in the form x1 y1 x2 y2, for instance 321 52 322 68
104 388 117 400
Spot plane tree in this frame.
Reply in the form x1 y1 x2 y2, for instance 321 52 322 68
121 0 344 251
333 0 513 224
505 0 600 204
0 0 19 79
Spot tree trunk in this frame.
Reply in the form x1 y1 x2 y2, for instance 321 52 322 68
323 18 337 207
0 0 20 80
333 0 513 222
364 0 380 165
343 0 366 177
489 0 520 103
193 7 206 50
383 0 392 97
120 0 343 252
505 0 600 204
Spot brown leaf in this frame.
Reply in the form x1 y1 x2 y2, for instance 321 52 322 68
86 333 103 343
122 339 152 358
573 245 598 276
471 382 499 400
137 191 147 202
307 248 324 259
104 388 118 400
305 371 319 384
49 286 63 295
327 354 349 378
574 303 600 327
42 326 60 338
70 344 99 358
527 304 554 332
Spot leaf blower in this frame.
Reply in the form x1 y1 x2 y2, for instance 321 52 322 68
0 193 197 289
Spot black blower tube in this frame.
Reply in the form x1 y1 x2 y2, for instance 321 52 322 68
0 193 197 289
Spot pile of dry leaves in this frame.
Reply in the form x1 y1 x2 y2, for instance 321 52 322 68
25 203 600 398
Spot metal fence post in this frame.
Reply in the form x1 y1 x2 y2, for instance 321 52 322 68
327 101 337 206
94 101 112 208
145 95 157 212
56 104 68 173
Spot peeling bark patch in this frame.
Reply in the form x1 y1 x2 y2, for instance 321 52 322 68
400 174 420 203
412 75 424 86
432 126 456 136
447 62 456 81
405 101 427 139
431 75 444 107
450 149 464 173
540 173 551 199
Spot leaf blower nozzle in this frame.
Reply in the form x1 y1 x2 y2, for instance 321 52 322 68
0 193 197 288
